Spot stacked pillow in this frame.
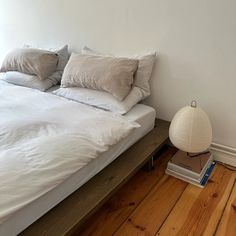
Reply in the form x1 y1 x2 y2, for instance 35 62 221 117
0 45 69 91
0 44 155 114
82 46 156 98
61 53 138 101
54 47 156 114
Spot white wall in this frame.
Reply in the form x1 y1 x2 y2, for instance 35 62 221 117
0 0 236 150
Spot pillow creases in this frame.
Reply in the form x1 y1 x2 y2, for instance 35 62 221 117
61 53 138 101
0 48 59 80
24 44 69 83
2 71 57 92
82 46 156 100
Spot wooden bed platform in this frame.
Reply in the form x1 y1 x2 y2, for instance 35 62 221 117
20 119 170 236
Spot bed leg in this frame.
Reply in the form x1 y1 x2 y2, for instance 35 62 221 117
145 155 154 172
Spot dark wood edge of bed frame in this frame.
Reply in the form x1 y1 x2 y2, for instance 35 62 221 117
20 119 170 236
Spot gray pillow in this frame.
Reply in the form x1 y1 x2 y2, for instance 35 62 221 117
0 48 59 80
61 53 138 100
2 71 55 92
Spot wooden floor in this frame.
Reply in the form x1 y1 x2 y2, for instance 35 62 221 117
78 146 236 236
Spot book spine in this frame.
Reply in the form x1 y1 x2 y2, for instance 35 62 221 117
166 169 199 183
168 154 213 180
165 169 202 187
200 161 216 186
167 163 199 179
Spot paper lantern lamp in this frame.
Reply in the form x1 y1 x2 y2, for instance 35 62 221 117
169 101 212 153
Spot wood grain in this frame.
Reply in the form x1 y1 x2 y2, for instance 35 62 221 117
156 165 236 236
215 173 236 236
20 120 170 236
114 175 187 236
79 147 177 236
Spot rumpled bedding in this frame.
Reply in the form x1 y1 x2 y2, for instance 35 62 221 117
0 81 138 224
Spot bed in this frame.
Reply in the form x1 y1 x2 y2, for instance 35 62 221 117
0 82 157 236
0 47 168 235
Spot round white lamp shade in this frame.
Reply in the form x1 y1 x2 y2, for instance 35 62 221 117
169 101 212 153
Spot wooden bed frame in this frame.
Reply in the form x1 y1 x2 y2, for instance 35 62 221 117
20 119 170 236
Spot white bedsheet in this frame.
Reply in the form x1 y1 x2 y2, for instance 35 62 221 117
1 103 156 236
0 81 138 225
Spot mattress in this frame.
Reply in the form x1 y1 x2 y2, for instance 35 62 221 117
1 103 156 236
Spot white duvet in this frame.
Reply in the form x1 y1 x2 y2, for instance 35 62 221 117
0 81 138 224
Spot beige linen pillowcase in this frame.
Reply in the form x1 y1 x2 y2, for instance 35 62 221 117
0 48 59 80
61 53 138 101
82 46 156 99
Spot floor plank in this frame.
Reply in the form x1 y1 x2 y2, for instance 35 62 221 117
215 174 236 236
114 175 187 236
78 148 236 236
78 146 177 236
156 165 236 236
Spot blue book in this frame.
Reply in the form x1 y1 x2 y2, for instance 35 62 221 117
166 160 216 188
200 161 216 187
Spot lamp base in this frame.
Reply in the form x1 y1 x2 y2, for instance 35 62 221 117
166 150 215 187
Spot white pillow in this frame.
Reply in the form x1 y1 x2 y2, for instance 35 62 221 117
2 71 55 91
82 46 156 100
0 72 6 80
53 87 143 114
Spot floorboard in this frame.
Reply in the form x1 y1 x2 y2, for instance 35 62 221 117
79 146 176 236
114 175 187 236
78 147 236 236
156 165 235 236
215 174 236 236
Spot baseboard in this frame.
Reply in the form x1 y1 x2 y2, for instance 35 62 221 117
210 142 236 167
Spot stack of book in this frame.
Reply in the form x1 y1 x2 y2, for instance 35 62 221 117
166 150 216 188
